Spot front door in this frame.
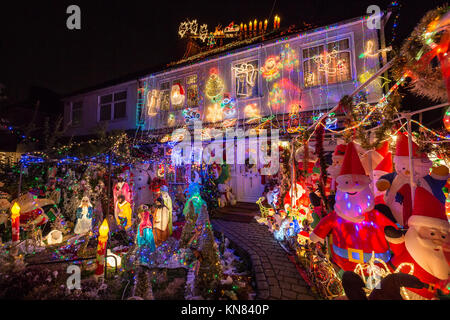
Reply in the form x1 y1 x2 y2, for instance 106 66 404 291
232 164 264 203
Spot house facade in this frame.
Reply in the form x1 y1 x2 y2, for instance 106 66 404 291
62 15 388 203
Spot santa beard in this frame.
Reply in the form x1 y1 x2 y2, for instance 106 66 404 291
405 227 450 280
334 185 375 223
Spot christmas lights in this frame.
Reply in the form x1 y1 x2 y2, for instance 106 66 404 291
260 56 282 81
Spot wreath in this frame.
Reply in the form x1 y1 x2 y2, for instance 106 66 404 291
394 5 450 102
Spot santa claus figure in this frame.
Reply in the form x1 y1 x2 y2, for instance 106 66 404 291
284 181 310 220
310 142 398 272
113 174 132 216
377 133 449 227
372 152 393 205
385 186 450 300
327 144 347 193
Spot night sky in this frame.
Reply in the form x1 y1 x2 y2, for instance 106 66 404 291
1 0 448 103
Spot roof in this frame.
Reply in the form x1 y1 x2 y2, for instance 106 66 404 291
63 13 381 98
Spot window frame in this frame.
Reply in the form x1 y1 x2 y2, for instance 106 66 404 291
231 57 261 100
97 89 128 122
300 33 356 89
70 101 83 127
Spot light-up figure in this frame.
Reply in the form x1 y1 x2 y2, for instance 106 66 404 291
310 142 398 272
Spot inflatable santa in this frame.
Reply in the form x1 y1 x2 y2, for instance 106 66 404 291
310 142 398 272
372 152 393 205
327 144 347 193
385 186 450 300
377 133 449 227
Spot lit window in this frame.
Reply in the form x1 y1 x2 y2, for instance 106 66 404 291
233 59 259 99
303 39 352 87
160 82 170 111
186 74 199 108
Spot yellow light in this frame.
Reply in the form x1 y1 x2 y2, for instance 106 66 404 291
11 202 20 218
99 219 109 238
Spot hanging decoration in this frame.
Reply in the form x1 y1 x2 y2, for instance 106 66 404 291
220 96 237 119
205 68 225 103
280 43 299 71
260 55 282 81
182 107 201 123
206 103 224 123
147 89 160 116
171 83 186 107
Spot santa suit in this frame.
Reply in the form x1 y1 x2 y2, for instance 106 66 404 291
387 241 444 300
311 209 397 271
284 183 310 217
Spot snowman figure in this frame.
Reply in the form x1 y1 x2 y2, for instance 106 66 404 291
132 163 152 207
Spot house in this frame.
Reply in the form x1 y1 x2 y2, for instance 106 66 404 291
62 13 390 203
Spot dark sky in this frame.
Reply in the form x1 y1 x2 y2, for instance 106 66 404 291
1 0 448 102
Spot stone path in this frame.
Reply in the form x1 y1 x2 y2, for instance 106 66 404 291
212 219 316 300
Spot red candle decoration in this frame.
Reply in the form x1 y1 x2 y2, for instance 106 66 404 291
444 106 450 132
95 219 109 277
11 202 20 242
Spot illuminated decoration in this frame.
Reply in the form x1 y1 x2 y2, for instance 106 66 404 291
205 103 224 123
205 69 225 102
222 118 237 128
182 107 201 123
233 61 258 98
313 112 338 130
260 55 282 81
157 164 165 178
274 15 281 29
171 83 186 107
106 249 122 268
280 43 299 71
312 50 347 76
220 96 237 119
359 40 392 59
268 78 301 110
444 106 450 132
167 113 176 126
146 89 160 116
95 219 109 278
304 72 316 87
198 24 208 42
354 254 414 299
11 202 20 243
243 103 261 120
178 19 199 38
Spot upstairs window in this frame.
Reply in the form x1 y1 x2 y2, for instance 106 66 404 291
98 90 127 121
159 82 171 111
71 101 82 126
186 74 199 108
303 38 352 87
233 59 259 99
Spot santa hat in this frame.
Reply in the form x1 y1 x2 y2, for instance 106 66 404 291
374 152 393 173
174 83 184 95
409 186 449 231
338 142 366 177
334 144 347 157
395 133 424 158
375 141 390 158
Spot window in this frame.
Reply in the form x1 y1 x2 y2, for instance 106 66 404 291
233 59 259 99
186 74 199 107
71 101 82 126
171 79 185 110
160 82 170 111
303 38 352 87
98 90 127 121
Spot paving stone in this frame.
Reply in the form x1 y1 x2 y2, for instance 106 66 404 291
211 219 315 301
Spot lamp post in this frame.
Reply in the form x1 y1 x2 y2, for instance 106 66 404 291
95 219 109 279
